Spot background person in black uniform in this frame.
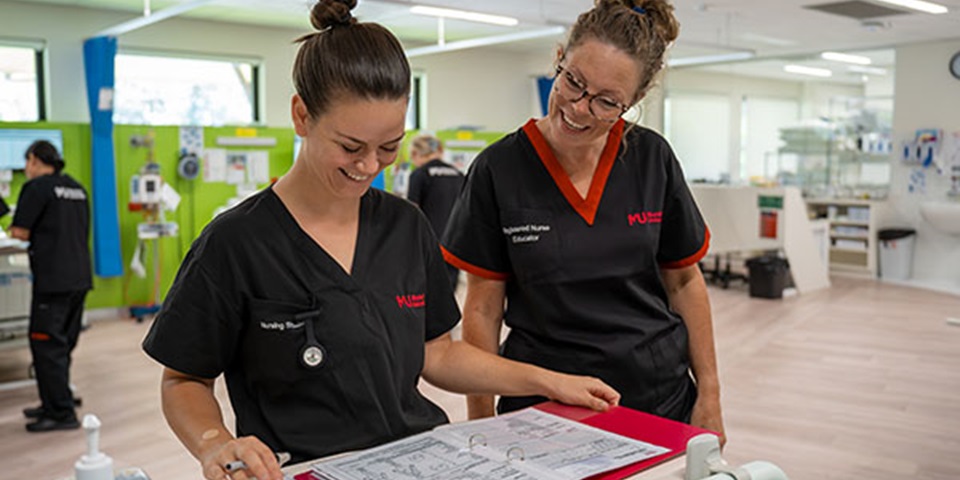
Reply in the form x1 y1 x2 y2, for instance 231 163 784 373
8 140 92 432
443 0 725 444
142 2 619 479
406 133 464 291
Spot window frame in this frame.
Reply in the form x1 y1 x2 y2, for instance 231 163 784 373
114 47 263 126
0 39 46 122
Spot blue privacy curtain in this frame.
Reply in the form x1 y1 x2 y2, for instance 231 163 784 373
536 76 554 116
83 36 123 277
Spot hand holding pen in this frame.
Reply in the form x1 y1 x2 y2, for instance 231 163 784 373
224 452 291 479
201 435 287 480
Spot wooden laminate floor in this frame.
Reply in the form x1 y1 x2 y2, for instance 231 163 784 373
1 276 958 479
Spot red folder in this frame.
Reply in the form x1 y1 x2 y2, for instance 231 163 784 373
534 401 714 480
294 402 713 480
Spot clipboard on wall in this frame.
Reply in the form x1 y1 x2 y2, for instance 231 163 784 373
535 401 716 479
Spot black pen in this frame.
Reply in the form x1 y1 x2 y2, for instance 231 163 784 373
224 451 291 473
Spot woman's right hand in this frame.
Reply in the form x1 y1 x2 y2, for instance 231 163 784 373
200 435 283 480
542 371 621 412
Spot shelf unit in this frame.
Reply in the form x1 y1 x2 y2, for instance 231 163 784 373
805 199 883 277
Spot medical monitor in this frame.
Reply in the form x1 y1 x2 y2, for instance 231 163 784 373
0 129 64 170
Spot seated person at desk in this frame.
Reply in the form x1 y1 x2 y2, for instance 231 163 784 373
142 2 619 480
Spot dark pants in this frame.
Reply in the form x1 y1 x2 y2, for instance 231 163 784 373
28 290 87 421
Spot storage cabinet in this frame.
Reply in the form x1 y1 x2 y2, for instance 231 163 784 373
805 199 881 277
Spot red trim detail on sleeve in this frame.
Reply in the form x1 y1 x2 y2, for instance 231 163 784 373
660 228 711 270
30 332 51 341
522 119 624 226
441 246 510 281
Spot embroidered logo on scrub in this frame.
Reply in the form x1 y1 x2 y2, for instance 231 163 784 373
502 224 551 244
628 211 662 226
396 294 425 308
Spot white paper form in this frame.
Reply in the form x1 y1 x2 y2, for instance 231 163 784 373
311 408 669 480
203 148 227 182
312 432 543 480
246 150 270 184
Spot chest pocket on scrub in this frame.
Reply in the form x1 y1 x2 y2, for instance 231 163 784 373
501 209 561 283
243 298 329 389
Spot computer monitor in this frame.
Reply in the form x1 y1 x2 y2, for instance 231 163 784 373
0 129 64 170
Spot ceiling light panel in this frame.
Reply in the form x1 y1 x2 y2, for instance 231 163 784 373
410 6 519 26
784 64 833 77
821 51 872 64
871 0 948 14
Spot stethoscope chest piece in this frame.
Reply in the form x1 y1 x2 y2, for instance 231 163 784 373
297 309 327 369
300 344 326 369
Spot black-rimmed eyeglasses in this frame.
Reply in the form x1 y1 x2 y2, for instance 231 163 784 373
554 64 630 122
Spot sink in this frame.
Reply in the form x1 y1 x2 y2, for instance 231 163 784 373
920 201 960 235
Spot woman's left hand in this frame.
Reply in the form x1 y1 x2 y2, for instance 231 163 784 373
543 372 621 412
690 394 725 447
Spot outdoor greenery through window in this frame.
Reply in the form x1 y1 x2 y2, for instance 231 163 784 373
0 44 42 122
114 53 258 126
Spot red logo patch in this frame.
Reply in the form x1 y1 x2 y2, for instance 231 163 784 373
396 294 426 309
628 211 662 226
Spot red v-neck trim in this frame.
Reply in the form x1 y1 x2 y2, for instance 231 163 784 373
522 118 624 226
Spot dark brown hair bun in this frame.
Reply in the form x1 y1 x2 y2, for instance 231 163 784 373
310 0 358 30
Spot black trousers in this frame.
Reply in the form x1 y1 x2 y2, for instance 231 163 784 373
28 290 87 421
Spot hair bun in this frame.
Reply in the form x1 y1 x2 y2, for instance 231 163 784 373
310 0 358 30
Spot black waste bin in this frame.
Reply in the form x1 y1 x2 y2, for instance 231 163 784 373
745 255 790 299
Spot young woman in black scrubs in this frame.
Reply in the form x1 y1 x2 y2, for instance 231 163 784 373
142 2 619 479
443 0 725 444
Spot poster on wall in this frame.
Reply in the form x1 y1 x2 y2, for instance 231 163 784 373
204 149 227 182
246 150 270 184
226 152 248 185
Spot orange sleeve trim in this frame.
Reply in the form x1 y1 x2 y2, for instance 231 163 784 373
660 227 711 270
441 246 510 281
30 332 51 341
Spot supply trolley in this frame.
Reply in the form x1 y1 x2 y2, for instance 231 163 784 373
0 239 31 351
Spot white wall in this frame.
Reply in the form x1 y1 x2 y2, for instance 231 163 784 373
0 1 303 127
410 47 554 133
888 39 960 292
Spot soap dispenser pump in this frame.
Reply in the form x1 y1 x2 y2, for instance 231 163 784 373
75 414 114 480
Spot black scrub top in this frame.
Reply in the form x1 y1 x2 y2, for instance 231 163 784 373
442 119 709 421
143 187 459 464
11 173 92 293
0 195 9 218
407 159 465 238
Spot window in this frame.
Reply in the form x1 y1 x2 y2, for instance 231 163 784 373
406 73 425 130
0 44 43 122
665 92 731 182
114 52 259 126
741 96 800 182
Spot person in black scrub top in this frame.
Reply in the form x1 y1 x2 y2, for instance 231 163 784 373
142 2 619 480
9 140 92 432
406 133 464 291
443 0 725 444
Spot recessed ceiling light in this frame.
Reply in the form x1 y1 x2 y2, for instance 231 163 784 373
871 0 948 14
784 65 833 77
410 6 519 26
821 51 872 65
848 65 888 75
667 51 755 67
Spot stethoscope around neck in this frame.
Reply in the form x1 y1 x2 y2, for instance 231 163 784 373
294 309 326 369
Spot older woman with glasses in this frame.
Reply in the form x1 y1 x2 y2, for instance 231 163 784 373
442 0 725 444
